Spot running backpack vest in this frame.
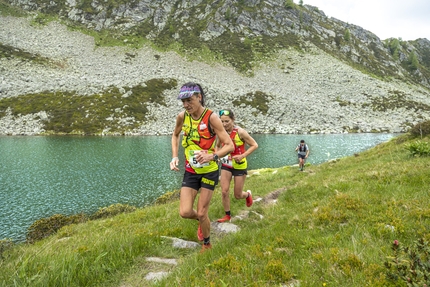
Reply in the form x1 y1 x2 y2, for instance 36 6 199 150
298 144 307 152
182 109 215 150
221 127 247 169
230 128 245 156
181 109 218 174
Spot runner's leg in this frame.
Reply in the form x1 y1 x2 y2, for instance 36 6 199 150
233 175 247 199
197 187 214 238
179 187 198 219
220 169 232 212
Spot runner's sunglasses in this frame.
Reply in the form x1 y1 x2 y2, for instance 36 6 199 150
219 110 230 116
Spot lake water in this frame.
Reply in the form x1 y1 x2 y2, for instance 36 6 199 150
0 133 398 241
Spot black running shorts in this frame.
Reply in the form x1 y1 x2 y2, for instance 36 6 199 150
181 170 219 191
221 165 248 176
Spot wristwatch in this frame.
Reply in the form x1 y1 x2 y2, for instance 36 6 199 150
213 154 219 161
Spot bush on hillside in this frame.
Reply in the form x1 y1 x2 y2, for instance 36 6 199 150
89 203 136 220
0 239 14 260
409 120 430 137
26 204 137 243
155 190 180 205
385 238 430 286
404 140 430 157
284 0 296 9
26 213 87 243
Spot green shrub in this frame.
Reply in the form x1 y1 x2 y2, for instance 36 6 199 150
0 43 52 65
154 190 180 205
404 140 430 157
344 29 351 42
387 38 400 60
25 204 137 243
385 238 430 286
409 120 430 137
284 0 296 9
89 203 136 220
26 213 87 243
408 51 419 70
0 0 27 17
232 91 270 115
264 259 294 283
0 239 14 260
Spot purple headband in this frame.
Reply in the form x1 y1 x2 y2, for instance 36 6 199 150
177 85 201 99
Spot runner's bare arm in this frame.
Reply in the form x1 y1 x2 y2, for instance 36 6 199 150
235 128 258 162
170 112 185 171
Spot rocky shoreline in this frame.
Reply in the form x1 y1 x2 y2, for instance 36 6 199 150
1 15 430 136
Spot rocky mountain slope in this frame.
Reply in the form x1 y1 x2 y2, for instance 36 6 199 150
0 0 430 135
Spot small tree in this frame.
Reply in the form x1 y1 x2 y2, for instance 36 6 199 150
388 38 400 60
409 120 430 138
226 7 231 20
285 0 296 9
344 28 351 42
408 51 419 70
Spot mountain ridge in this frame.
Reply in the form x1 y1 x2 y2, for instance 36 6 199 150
4 0 429 84
0 0 429 135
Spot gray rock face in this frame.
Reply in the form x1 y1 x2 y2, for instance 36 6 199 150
5 0 430 83
0 15 429 135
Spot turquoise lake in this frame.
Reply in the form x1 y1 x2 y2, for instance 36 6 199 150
0 133 398 241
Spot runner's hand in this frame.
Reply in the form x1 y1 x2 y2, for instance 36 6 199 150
195 150 210 164
170 157 179 171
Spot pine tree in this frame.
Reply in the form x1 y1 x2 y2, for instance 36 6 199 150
408 51 419 70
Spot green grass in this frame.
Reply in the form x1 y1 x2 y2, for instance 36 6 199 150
0 43 56 66
0 135 429 286
0 0 28 17
0 78 177 135
232 91 270 116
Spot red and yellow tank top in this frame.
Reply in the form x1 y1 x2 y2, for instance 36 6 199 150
181 108 218 174
220 127 247 170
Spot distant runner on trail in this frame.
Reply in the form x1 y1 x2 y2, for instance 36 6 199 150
295 139 309 171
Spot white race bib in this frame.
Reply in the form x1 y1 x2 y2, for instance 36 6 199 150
220 155 233 167
189 150 209 168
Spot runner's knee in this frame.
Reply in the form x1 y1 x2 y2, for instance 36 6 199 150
179 209 194 219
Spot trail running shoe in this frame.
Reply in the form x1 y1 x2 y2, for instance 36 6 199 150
197 224 204 241
246 190 253 207
200 243 212 253
217 215 231 223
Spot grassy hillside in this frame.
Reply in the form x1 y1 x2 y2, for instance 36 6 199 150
0 132 429 286
0 78 177 135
